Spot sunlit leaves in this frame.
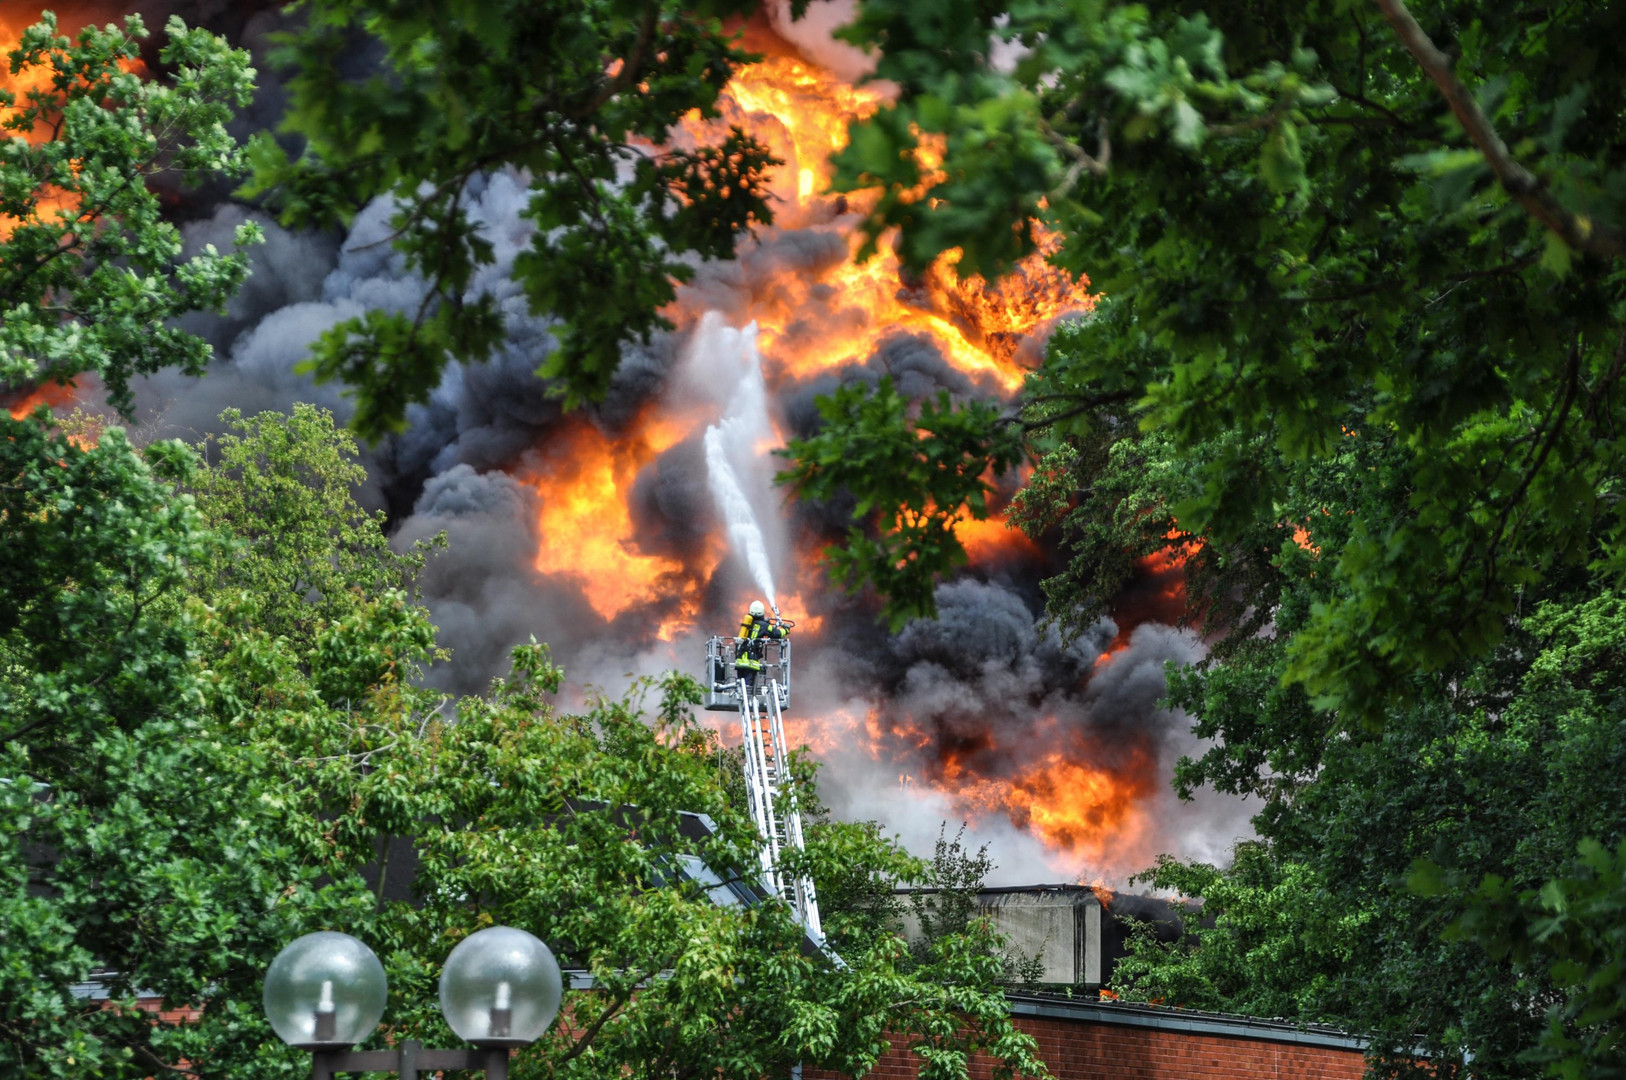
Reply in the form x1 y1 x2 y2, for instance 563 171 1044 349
0 14 259 417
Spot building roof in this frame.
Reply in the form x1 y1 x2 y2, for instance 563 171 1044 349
1005 991 1370 1052
893 883 1101 897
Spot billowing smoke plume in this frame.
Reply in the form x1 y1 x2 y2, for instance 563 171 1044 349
63 1 1254 884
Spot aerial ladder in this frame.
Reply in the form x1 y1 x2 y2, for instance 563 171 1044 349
704 610 824 945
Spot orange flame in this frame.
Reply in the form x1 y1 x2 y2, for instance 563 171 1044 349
674 55 1091 394
527 36 1133 871
524 420 711 626
1094 528 1202 667
1 8 142 425
6 380 75 420
0 8 145 242
957 743 1156 871
953 513 1040 565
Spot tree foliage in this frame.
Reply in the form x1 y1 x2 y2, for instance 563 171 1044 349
1112 847 1372 1020
0 13 260 416
781 380 1024 629
782 2 1626 1074
186 402 442 648
796 0 1626 721
1069 430 1626 1076
0 413 373 1078
0 405 1047 1080
245 0 782 438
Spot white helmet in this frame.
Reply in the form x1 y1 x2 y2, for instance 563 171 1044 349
749 600 766 618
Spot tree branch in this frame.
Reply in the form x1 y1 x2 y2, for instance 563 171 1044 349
2 712 62 747
1322 83 1421 134
1583 326 1626 425
1373 0 1626 259
1012 388 1139 431
556 983 638 1065
579 1 661 118
1039 112 1110 202
1482 336 1580 592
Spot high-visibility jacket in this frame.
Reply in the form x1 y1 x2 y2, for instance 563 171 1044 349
735 613 787 671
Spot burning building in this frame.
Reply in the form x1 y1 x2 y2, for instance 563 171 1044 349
13 0 1255 885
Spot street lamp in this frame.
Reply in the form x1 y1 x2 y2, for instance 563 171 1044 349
264 927 562 1080
439 925 563 1048
263 931 388 1050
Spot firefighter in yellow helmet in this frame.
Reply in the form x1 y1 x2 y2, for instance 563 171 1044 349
735 599 787 695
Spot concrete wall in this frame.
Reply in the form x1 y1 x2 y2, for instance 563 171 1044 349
897 885 1103 987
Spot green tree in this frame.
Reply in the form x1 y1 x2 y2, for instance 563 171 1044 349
0 13 260 416
1112 846 1372 1020
789 0 1626 723
187 402 443 648
900 825 1046 987
776 11 1626 1069
1046 427 1626 1074
245 0 783 438
3 403 1049 1080
0 413 376 1078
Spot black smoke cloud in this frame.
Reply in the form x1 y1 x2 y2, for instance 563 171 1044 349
629 436 718 562
99 2 1253 881
813 577 1253 883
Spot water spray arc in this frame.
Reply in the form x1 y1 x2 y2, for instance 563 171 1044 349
700 316 780 608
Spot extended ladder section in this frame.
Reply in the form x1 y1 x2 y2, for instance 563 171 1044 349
702 635 823 944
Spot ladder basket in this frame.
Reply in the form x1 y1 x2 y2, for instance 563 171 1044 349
703 635 790 712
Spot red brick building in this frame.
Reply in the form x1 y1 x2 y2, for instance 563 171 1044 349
808 993 1369 1080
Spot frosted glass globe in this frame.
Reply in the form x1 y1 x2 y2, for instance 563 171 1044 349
263 931 388 1050
438 926 561 1047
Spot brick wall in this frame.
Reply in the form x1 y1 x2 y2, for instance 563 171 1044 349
806 1013 1368 1080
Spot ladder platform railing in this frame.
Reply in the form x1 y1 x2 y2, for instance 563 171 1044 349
703 635 790 712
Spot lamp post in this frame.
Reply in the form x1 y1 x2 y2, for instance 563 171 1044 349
264 927 562 1080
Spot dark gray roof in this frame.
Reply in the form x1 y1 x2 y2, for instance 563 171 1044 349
1005 991 1370 1052
893 883 1100 896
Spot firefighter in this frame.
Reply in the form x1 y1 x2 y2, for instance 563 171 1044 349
735 599 787 695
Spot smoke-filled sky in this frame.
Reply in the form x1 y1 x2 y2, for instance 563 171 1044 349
24 0 1255 885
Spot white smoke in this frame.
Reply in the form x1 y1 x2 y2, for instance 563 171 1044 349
677 312 788 612
764 0 876 84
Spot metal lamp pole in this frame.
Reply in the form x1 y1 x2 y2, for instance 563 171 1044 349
308 1041 512 1080
264 927 562 1080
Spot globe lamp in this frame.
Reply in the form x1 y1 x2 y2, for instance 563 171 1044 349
438 926 561 1048
263 931 388 1050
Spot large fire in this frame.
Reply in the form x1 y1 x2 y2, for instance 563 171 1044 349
675 51 1090 393
960 748 1156 868
524 419 709 628
510 28 1190 881
7 6 1172 880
